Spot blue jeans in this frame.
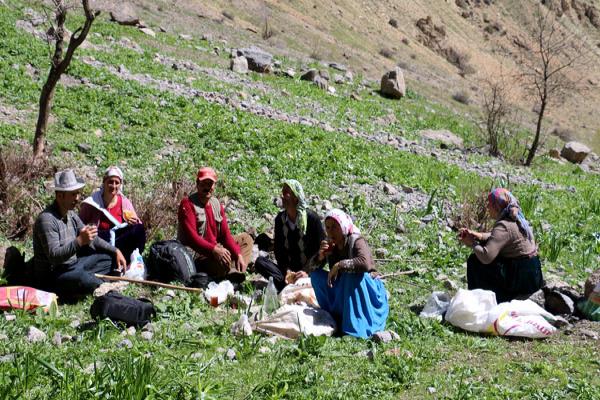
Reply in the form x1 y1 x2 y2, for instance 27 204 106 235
53 253 114 296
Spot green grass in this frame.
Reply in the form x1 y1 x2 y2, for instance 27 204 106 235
0 1 599 398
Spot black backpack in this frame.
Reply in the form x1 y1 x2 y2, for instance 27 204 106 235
90 291 155 327
146 240 196 284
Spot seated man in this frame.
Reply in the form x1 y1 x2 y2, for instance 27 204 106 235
33 169 127 298
177 167 252 282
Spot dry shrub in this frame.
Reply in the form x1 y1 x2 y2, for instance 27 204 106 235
379 48 395 59
128 179 194 244
0 143 56 240
444 47 475 75
451 189 491 232
452 90 471 104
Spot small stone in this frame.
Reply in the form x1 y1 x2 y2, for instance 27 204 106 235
550 316 570 328
427 387 437 394
27 326 46 343
159 26 167 33
191 352 202 359
0 334 7 341
350 92 362 101
258 346 271 354
401 185 415 194
443 279 459 291
52 332 62 346
230 56 248 73
226 348 237 360
580 329 598 340
118 64 128 73
142 323 155 332
395 222 406 234
371 330 399 343
321 200 333 211
77 143 92 153
327 86 336 94
261 166 270 174
383 183 398 195
165 290 176 298
0 354 16 363
118 339 133 349
526 289 545 308
141 331 153 341
70 319 81 328
179 34 193 41
375 248 389 258
125 326 137 336
139 28 155 37
421 214 434 224
4 314 16 321
357 349 375 360
94 129 103 137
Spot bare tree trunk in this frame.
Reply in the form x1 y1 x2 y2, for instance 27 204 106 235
32 0 99 161
525 100 546 166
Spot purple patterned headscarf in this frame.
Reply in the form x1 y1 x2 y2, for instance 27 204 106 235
488 188 533 241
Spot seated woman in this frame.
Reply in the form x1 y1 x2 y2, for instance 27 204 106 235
306 209 388 338
255 179 325 291
79 166 146 261
458 188 543 303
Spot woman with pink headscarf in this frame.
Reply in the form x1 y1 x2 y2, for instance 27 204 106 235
306 209 388 338
458 188 543 303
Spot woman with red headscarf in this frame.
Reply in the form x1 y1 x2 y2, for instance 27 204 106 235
458 188 543 303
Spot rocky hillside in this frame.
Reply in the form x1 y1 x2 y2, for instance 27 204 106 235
97 0 600 152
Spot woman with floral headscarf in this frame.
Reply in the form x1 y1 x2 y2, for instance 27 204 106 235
305 208 389 338
255 179 325 291
458 188 543 303
80 166 146 261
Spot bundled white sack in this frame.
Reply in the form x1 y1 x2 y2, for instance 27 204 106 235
204 280 234 305
252 304 336 339
123 248 146 280
446 289 557 338
279 277 319 308
445 289 497 332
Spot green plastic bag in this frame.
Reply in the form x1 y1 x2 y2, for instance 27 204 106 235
577 282 600 322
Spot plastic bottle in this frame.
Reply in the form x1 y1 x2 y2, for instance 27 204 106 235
263 276 280 315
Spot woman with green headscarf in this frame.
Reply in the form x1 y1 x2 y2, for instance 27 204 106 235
254 179 325 291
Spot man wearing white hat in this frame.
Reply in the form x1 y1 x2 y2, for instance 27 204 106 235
33 169 127 298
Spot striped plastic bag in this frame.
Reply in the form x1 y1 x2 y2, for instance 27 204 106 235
0 286 58 314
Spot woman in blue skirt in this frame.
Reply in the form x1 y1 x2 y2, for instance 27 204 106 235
306 209 388 338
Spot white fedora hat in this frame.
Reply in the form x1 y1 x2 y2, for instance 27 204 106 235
54 169 85 192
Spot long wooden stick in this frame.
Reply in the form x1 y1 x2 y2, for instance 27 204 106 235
379 270 416 279
95 274 203 293
374 258 432 263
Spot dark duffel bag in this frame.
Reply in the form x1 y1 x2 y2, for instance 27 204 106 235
146 240 196 284
90 291 156 327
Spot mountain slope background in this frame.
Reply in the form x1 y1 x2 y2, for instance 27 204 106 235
98 0 600 152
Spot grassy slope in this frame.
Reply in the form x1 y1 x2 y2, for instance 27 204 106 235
0 2 599 399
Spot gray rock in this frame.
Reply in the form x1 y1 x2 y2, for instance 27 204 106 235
0 334 7 341
545 291 575 315
375 248 389 258
226 348 237 360
230 56 248 73
344 70 354 81
118 339 133 349
300 69 319 82
419 129 464 149
526 289 545 308
421 214 434 224
383 182 398 195
236 47 272 73
395 222 407 234
139 28 155 37
329 63 347 71
179 34 193 41
165 290 176 298
77 143 92 153
580 329 599 340
401 185 415 194
110 10 140 26
561 141 591 164
141 331 153 341
550 315 570 328
584 268 600 298
142 323 155 332
380 67 406 99
372 330 399 343
0 354 15 363
333 74 344 84
4 314 16 321
52 332 62 346
124 326 137 336
321 200 333 211
27 326 46 343
443 279 459 291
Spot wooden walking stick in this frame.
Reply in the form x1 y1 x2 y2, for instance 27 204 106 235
95 274 203 293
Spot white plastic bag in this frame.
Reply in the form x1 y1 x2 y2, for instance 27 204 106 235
204 280 234 306
252 304 336 339
123 248 146 280
445 289 497 332
420 291 451 320
280 277 319 307
231 314 253 336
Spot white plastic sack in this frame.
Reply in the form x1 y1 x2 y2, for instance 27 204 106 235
420 291 451 320
279 277 319 308
252 304 336 339
485 300 557 338
204 280 234 305
445 289 497 332
123 248 146 280
446 289 557 338
231 314 253 336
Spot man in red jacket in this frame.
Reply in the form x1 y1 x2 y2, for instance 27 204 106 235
177 167 253 282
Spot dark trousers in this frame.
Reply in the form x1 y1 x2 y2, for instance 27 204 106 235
99 223 146 261
254 256 287 292
467 253 544 303
52 254 114 297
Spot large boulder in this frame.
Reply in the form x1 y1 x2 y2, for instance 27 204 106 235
230 56 248 73
561 141 591 164
235 47 272 73
380 67 406 99
109 10 140 26
419 129 464 149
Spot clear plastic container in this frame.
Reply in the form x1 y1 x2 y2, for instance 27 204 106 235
263 276 280 315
